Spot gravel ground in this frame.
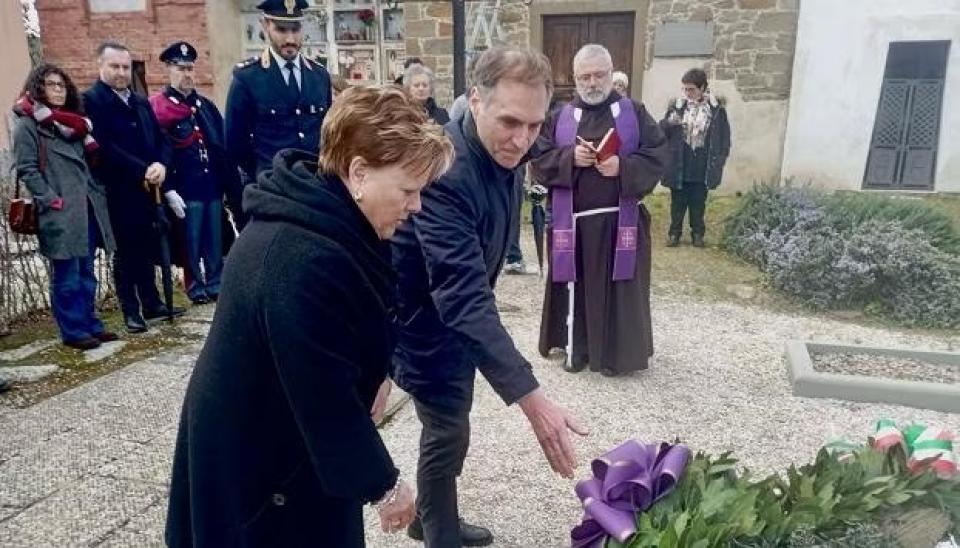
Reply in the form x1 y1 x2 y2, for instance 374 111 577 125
362 233 960 548
813 352 960 384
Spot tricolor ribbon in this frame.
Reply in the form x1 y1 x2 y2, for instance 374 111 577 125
872 419 956 478
571 440 690 548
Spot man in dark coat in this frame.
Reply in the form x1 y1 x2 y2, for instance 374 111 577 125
533 44 670 377
392 47 587 547
166 150 402 548
225 0 332 227
660 68 732 248
83 41 183 334
150 41 241 305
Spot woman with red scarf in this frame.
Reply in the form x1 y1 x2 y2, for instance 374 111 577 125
12 64 117 350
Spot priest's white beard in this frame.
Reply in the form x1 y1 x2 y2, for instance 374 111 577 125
577 82 613 106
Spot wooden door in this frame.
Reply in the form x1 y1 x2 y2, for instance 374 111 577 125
542 12 635 105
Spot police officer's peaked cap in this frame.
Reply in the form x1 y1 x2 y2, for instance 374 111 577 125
257 0 308 21
160 41 198 65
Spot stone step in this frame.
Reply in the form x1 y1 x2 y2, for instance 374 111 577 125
0 364 60 383
0 339 58 362
83 341 128 363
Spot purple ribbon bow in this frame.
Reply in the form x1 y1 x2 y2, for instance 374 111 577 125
571 440 691 548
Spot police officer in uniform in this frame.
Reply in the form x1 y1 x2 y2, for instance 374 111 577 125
225 0 332 227
150 42 239 305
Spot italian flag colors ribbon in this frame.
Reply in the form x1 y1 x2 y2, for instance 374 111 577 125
872 419 956 478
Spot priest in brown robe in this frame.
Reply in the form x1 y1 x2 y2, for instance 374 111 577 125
533 44 670 377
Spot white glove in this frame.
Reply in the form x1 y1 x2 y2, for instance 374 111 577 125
164 190 187 219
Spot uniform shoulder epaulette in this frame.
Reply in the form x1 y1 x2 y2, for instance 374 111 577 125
302 57 326 71
234 57 258 72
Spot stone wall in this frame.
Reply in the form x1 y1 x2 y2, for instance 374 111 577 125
646 0 798 101
404 0 530 108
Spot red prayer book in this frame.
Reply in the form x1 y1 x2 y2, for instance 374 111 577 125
580 128 621 162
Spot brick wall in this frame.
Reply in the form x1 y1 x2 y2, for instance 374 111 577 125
646 0 799 101
36 0 216 98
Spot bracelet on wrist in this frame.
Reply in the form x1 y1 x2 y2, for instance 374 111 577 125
374 476 401 510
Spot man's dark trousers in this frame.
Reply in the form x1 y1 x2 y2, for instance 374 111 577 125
112 222 163 317
414 382 474 547
669 181 708 238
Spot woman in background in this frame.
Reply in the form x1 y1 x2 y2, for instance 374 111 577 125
12 64 117 351
403 64 450 125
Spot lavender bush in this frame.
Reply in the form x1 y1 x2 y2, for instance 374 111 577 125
723 184 960 329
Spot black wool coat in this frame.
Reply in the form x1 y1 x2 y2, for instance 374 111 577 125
423 97 450 126
659 97 731 190
82 80 172 239
166 149 398 548
390 113 539 409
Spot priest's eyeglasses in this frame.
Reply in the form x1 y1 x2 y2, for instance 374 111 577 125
575 70 611 84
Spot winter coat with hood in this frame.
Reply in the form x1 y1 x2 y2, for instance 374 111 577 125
165 149 398 548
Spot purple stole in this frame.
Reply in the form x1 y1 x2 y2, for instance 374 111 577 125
550 98 640 283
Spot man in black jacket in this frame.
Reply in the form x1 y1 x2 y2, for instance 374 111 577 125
391 46 587 547
83 41 184 333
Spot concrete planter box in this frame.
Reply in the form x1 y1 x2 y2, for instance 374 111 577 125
785 341 960 413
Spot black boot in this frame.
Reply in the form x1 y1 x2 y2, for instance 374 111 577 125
407 516 494 547
666 234 680 247
143 305 186 321
124 314 148 334
692 234 705 248
63 337 102 351
0 377 10 394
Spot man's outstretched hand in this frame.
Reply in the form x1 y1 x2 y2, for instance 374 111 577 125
518 388 589 478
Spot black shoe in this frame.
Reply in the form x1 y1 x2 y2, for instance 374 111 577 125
64 337 102 351
692 234 705 248
93 331 119 343
407 517 494 547
666 234 680 247
0 377 10 394
190 295 211 305
143 306 186 321
562 354 588 373
600 367 620 378
124 314 148 334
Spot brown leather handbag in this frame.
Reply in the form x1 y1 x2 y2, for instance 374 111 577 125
9 179 38 235
8 138 45 235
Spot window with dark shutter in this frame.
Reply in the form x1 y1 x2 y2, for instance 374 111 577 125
864 40 950 190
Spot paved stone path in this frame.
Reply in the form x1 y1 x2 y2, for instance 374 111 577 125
0 239 957 547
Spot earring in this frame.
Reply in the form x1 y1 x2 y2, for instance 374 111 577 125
353 190 363 203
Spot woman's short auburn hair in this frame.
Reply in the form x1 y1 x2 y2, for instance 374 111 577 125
320 86 454 182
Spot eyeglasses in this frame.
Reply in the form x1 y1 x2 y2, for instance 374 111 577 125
43 81 66 90
574 71 611 84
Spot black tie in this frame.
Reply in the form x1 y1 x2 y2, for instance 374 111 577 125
285 61 299 99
